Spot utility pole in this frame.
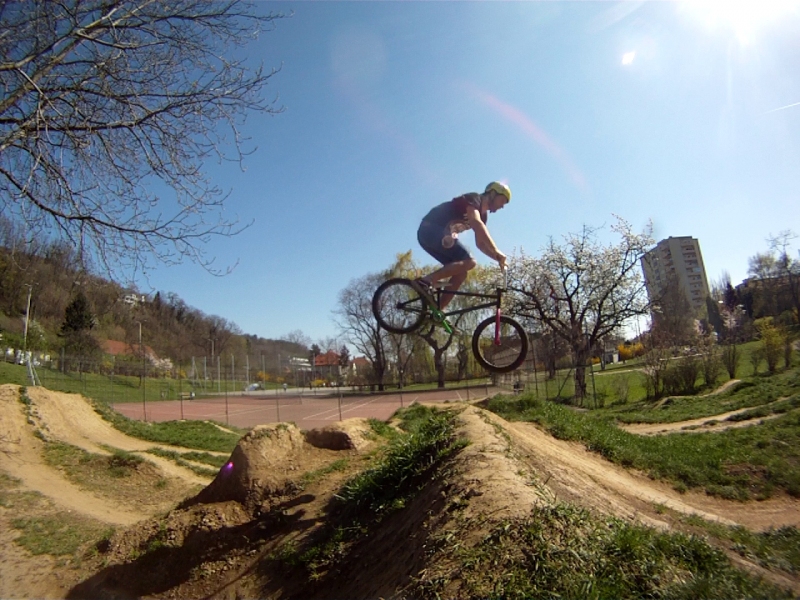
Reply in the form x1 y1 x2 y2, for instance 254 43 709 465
138 321 147 421
23 284 32 355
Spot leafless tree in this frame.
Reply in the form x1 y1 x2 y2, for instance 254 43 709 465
0 1 285 279
768 230 800 324
333 272 389 391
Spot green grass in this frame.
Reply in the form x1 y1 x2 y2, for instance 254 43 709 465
11 514 114 557
605 367 800 424
0 473 42 510
519 340 794 409
334 405 467 515
1 469 115 559
682 514 800 575
277 404 468 577
43 442 144 479
485 393 800 500
0 360 282 404
144 447 221 478
413 503 793 600
90 398 243 452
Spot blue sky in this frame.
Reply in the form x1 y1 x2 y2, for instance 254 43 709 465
143 0 800 346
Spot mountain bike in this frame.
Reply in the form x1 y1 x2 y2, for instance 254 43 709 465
371 270 528 373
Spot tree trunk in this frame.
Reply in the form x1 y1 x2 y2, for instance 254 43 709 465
434 350 446 388
573 344 589 405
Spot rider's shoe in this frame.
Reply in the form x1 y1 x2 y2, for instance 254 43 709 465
410 278 436 307
411 279 454 334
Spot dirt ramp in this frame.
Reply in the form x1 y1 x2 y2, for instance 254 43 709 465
187 423 306 509
304 418 375 451
0 385 148 526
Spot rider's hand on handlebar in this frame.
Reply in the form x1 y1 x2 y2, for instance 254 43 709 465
497 252 507 271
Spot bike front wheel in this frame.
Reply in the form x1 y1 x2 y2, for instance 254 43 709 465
472 315 528 373
372 278 427 334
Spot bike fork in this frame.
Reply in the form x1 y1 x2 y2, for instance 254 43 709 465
494 307 502 345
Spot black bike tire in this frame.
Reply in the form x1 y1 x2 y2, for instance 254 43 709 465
471 315 528 373
372 278 427 334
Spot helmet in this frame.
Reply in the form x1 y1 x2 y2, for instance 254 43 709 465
485 181 511 202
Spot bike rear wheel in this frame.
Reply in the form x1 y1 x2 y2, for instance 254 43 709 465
372 278 428 334
472 315 528 373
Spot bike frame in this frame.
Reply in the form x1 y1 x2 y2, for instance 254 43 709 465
431 271 508 344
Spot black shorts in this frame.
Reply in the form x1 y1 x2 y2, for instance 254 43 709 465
417 220 472 265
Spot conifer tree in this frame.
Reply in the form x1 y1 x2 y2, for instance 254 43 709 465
59 291 99 371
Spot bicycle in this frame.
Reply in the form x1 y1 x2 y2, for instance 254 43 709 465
371 270 528 373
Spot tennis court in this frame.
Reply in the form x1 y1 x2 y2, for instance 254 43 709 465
112 385 505 431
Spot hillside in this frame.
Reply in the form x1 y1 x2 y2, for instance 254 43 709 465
1 384 800 598
0 244 309 380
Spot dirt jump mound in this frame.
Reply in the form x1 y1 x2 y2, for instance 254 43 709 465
186 420 375 511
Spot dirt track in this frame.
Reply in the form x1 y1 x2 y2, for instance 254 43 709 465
2 384 800 598
0 386 152 526
502 418 800 532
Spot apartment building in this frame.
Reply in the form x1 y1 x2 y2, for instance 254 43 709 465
641 236 710 313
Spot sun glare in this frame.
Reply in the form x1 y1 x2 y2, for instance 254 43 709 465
622 51 636 65
679 0 800 45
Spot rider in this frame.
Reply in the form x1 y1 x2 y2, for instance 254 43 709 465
412 182 510 311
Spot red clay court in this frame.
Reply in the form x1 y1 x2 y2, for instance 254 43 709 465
112 385 506 431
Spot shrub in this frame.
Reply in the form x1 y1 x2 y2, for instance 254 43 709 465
721 343 740 378
756 319 786 374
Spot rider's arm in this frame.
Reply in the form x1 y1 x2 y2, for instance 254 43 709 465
466 207 506 265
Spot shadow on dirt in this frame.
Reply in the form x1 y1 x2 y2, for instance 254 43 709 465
66 493 318 600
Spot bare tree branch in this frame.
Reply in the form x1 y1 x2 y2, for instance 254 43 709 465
0 0 287 281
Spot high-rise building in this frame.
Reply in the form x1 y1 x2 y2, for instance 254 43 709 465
641 236 710 313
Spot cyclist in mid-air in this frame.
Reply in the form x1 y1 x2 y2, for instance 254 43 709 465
412 181 511 310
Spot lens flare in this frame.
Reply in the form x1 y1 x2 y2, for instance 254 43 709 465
679 0 800 45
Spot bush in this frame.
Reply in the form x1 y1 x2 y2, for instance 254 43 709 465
721 343 740 378
756 318 787 374
664 355 700 395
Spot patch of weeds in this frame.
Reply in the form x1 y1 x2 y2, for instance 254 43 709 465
107 450 144 478
11 514 112 557
18 386 31 406
683 514 800 575
0 473 43 509
145 448 219 478
280 406 467 579
335 406 464 516
366 418 396 440
413 503 793 600
180 451 228 469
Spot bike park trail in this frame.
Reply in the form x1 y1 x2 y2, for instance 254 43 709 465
3 383 800 596
112 385 505 431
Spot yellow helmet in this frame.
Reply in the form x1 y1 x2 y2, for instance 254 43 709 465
485 181 511 202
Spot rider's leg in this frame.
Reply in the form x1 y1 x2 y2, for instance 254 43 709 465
422 257 476 310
